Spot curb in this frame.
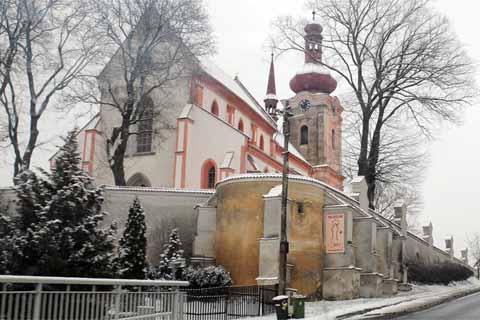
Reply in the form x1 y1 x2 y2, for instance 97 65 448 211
346 287 480 319
335 302 406 320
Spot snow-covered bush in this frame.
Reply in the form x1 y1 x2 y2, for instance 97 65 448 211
3 131 117 277
116 197 147 279
149 228 184 280
182 265 232 289
407 260 473 285
0 211 13 274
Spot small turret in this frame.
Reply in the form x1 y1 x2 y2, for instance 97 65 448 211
264 53 279 121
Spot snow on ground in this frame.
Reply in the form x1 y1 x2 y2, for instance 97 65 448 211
249 278 480 320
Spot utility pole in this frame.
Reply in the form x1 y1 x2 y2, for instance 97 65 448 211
278 100 293 295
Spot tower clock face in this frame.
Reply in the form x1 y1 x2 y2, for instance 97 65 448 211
299 99 311 112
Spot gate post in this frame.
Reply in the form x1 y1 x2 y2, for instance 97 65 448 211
33 283 43 320
114 285 122 320
172 287 185 320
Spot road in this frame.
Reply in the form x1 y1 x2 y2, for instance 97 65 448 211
394 292 480 320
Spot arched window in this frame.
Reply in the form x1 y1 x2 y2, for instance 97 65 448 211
127 173 152 187
194 84 204 106
259 135 264 150
238 119 244 132
211 101 219 116
332 129 336 149
201 159 217 189
300 125 309 145
137 96 154 153
207 166 216 188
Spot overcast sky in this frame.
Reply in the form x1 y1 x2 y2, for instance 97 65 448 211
1 0 478 261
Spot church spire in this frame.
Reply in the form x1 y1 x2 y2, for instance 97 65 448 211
264 53 279 120
266 53 277 97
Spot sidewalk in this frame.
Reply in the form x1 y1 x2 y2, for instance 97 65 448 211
248 278 480 320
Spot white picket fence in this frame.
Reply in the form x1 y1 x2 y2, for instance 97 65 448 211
0 275 188 320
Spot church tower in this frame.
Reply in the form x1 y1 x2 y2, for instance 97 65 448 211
288 15 344 190
264 53 279 121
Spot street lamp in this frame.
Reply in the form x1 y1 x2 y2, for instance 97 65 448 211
278 100 293 296
277 98 311 296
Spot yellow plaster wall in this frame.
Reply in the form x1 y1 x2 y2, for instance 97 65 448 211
215 179 325 297
288 183 325 297
215 181 278 285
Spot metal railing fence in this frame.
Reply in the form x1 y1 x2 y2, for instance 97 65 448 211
182 285 277 319
0 275 188 320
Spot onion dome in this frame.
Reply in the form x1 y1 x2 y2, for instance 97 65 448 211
289 16 337 94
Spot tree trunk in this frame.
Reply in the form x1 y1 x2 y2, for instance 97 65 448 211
357 112 371 200
365 115 383 209
12 115 39 181
110 114 132 186
112 157 127 186
111 135 129 186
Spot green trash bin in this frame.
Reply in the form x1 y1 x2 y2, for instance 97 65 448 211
292 294 306 319
272 295 289 320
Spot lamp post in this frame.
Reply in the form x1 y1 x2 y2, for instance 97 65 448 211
278 100 293 296
277 98 311 296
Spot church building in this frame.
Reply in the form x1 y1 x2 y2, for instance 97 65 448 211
62 17 469 299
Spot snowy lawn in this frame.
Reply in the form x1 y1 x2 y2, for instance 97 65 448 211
248 278 480 320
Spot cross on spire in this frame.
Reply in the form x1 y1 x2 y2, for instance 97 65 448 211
312 10 316 21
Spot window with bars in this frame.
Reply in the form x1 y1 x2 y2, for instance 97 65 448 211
207 166 216 189
137 96 154 153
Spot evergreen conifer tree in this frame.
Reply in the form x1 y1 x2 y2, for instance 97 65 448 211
117 197 147 279
157 228 184 279
9 131 116 277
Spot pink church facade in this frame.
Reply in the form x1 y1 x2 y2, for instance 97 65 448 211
66 24 345 191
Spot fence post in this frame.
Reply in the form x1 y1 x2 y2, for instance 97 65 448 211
114 285 122 320
33 283 43 320
224 288 229 320
259 286 263 316
172 287 183 320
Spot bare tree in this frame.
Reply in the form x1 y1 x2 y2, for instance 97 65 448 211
78 0 214 186
272 0 476 209
0 0 103 179
0 0 24 101
343 110 427 219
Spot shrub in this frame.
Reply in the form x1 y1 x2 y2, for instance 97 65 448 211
182 265 232 289
407 260 473 285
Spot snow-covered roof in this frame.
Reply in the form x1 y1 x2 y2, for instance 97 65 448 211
198 57 277 127
220 151 234 169
104 185 215 195
179 104 194 119
264 93 278 100
197 58 313 166
295 63 331 76
264 184 282 198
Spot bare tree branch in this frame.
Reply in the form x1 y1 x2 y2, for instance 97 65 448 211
272 0 477 211
78 0 215 185
0 0 104 180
